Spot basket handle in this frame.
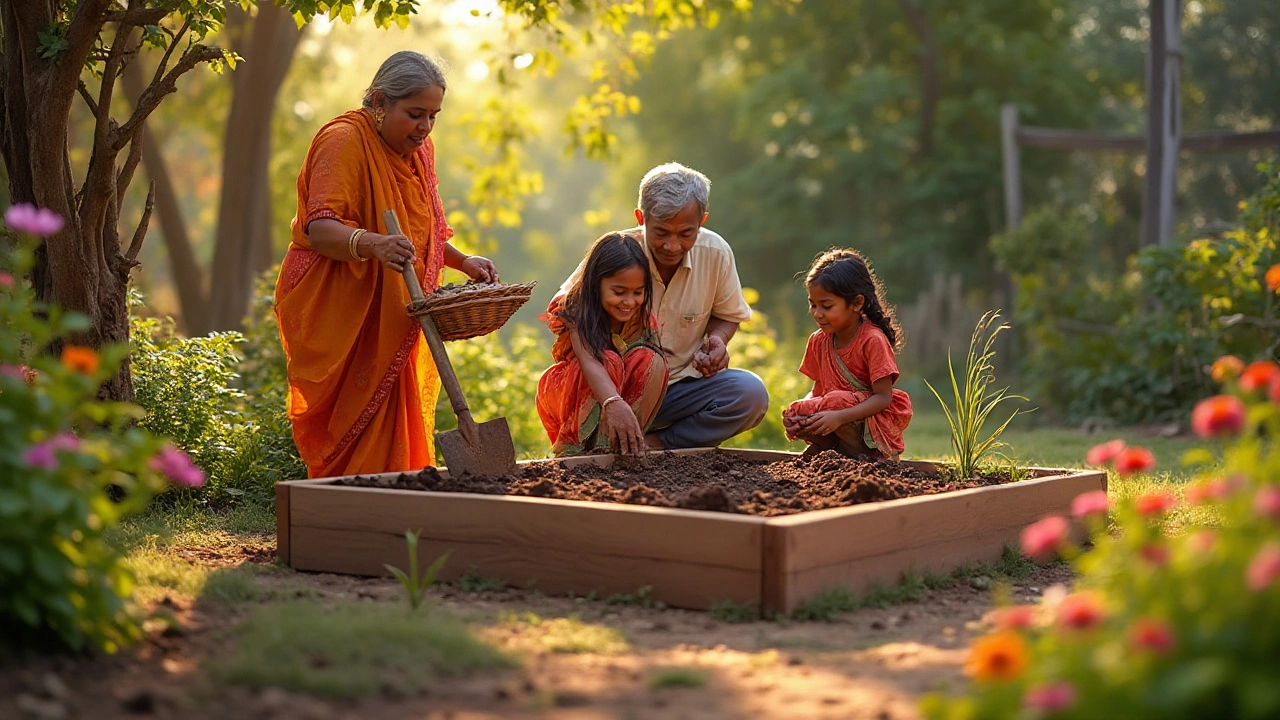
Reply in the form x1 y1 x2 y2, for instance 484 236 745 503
383 209 480 447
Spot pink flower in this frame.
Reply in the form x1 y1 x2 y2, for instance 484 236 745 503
1020 516 1069 562
1085 439 1126 467
1188 531 1217 553
1135 492 1177 516
1247 543 1280 591
1114 446 1156 476
1129 617 1176 656
994 605 1037 631
1058 592 1105 630
1254 487 1280 521
1023 682 1076 713
0 272 12 289
21 432 81 470
1139 543 1169 566
4 203 64 236
0 364 34 385
1185 478 1230 505
1191 395 1246 438
149 444 206 488
1071 490 1109 519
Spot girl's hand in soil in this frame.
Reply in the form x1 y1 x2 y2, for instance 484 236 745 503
782 414 806 439
798 410 847 436
603 400 647 456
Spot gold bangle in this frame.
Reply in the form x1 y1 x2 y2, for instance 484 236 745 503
348 228 368 261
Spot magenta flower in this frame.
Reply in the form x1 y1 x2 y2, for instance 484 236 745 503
1023 682 1076 713
1020 515 1069 562
21 432 81 470
4 203 64 236
1254 487 1280 522
1246 543 1280 592
1070 490 1109 519
149 444 206 488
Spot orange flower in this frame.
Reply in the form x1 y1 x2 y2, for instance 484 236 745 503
1209 355 1245 383
1240 361 1279 394
60 345 99 374
1267 263 1280 293
965 632 1028 681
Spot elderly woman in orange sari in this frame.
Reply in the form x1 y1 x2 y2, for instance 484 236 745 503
275 51 498 478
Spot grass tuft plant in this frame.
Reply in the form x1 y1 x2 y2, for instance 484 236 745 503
384 530 448 611
925 310 1030 479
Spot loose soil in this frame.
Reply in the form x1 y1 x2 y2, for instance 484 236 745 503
335 449 1009 516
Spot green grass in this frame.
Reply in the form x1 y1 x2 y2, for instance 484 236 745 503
109 500 275 554
649 666 709 689
709 599 763 623
456 567 510 594
499 612 630 654
214 600 516 698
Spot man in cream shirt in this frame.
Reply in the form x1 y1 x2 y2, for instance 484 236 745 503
557 162 769 449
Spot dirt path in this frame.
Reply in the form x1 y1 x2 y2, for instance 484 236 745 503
1 543 1071 720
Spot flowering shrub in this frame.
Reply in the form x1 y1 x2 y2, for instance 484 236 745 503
0 205 203 653
923 347 1280 718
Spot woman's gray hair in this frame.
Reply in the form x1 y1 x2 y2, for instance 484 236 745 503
362 51 447 109
637 163 711 221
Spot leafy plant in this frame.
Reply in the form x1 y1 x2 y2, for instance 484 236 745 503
0 207 201 653
925 311 1029 479
384 530 448 611
924 348 1280 718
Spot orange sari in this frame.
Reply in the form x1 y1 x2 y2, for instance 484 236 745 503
535 299 668 456
275 110 452 478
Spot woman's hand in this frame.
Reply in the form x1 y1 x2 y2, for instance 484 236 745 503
460 255 499 283
603 400 647 456
358 232 417 273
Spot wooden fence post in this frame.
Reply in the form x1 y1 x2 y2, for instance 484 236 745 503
1142 0 1182 247
1000 103 1022 231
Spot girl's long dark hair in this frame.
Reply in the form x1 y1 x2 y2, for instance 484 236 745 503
805 248 903 350
557 233 653 361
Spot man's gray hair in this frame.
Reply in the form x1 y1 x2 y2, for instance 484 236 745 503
637 162 711 221
362 51 447 109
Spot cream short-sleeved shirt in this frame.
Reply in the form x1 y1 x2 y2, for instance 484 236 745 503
556 227 753 383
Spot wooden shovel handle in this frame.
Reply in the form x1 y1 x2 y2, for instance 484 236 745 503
383 209 480 447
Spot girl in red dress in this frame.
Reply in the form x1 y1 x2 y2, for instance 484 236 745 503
783 248 913 459
536 234 668 456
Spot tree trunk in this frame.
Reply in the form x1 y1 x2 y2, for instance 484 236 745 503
899 0 942 159
208 2 303 330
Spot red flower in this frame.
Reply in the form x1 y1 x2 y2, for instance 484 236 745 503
1058 592 1105 630
1085 439 1126 467
1129 617 1176 656
994 605 1037 631
1271 374 1280 404
1139 543 1169 566
1191 395 1246 438
1020 516 1069 562
1070 490 1109 519
1268 263 1280 292
1240 361 1280 394
1114 446 1155 476
1135 492 1177 516
1209 355 1245 383
1185 478 1230 505
1023 682 1076 713
1246 543 1280 592
1254 487 1280 522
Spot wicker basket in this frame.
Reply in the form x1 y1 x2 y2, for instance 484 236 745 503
407 281 538 341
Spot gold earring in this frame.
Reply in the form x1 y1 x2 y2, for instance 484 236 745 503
373 107 386 130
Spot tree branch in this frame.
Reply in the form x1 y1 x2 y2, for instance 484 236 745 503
124 180 155 267
53 0 116 98
151 17 192 87
104 7 170 27
116 123 145 199
113 44 225 152
77 80 100 116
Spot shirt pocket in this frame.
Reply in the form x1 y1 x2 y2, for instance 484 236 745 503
680 309 710 327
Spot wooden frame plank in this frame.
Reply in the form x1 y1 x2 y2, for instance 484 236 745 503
290 485 765 571
289 526 759 610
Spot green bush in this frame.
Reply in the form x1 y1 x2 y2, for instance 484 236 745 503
0 215 195 653
994 163 1279 424
923 356 1280 718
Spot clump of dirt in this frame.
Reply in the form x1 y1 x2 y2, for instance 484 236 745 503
334 450 1010 517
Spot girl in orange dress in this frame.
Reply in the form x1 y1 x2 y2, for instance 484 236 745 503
536 234 668 457
783 248 913 459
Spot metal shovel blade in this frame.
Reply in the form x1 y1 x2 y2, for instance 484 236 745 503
435 417 517 477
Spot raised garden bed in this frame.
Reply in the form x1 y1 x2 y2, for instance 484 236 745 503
276 448 1105 615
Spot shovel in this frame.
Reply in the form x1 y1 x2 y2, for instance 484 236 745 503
384 209 518 477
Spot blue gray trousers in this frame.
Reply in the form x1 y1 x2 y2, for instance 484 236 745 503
650 369 770 449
